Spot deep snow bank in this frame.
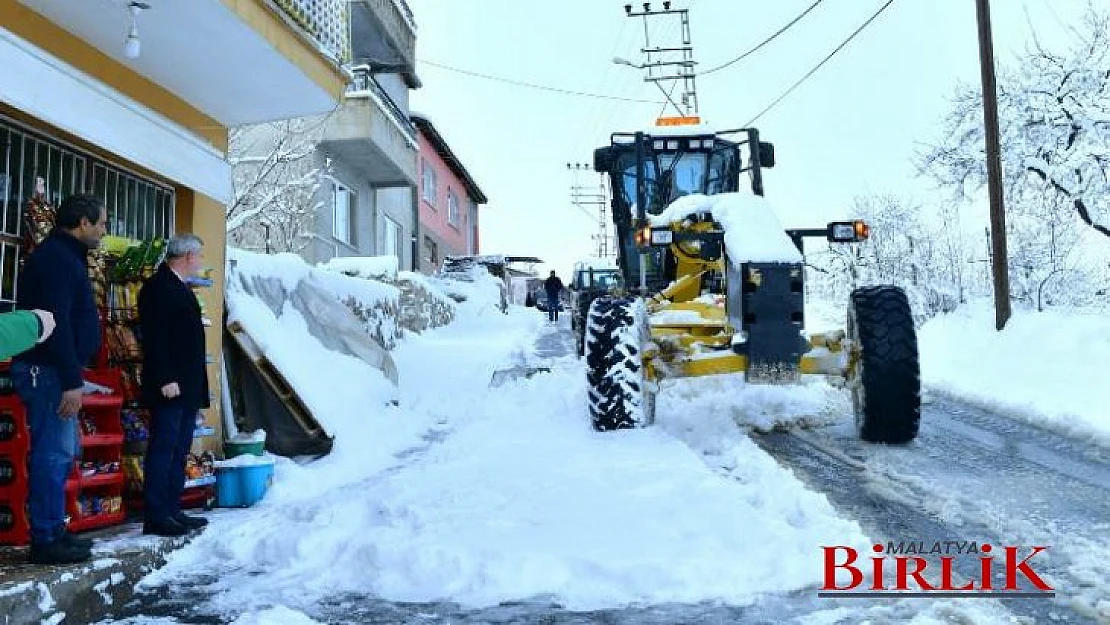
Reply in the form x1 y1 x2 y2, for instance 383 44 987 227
918 301 1110 443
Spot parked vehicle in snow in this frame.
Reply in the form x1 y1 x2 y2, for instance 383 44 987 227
568 257 623 356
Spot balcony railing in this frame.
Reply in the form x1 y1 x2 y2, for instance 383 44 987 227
392 0 416 32
347 66 418 146
271 0 351 63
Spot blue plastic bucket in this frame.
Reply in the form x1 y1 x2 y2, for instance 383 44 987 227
239 463 274 506
215 467 243 507
215 462 274 508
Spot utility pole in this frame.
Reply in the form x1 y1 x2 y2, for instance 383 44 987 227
618 2 699 118
975 0 1011 331
568 163 611 257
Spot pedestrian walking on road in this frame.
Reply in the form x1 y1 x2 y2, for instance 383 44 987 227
544 271 564 323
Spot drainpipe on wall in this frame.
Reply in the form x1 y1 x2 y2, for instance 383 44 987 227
410 184 420 272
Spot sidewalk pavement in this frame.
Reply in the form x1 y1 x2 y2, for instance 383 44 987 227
0 522 192 625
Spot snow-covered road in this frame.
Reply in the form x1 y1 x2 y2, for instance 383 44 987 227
98 308 1104 625
755 394 1110 624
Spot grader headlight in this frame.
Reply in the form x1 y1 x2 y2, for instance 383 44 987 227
854 220 870 240
650 228 674 246
828 220 871 243
636 227 674 248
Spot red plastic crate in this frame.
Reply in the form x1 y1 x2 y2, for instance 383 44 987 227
0 397 29 455
0 451 28 498
179 486 214 510
68 510 125 533
0 496 29 546
65 471 124 491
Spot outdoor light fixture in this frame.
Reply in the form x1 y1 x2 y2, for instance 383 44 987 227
624 4 632 14
123 1 149 59
663 1 671 9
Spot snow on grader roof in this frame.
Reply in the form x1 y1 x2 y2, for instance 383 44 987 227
650 193 803 265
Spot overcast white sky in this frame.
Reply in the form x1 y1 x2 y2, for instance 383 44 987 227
408 0 1090 279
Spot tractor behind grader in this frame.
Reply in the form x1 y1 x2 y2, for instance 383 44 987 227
581 117 921 444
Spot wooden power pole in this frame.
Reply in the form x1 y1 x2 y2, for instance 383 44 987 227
975 0 1012 330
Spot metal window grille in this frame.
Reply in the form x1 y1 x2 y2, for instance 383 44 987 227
0 115 175 311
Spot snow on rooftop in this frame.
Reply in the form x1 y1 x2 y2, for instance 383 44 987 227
650 193 804 265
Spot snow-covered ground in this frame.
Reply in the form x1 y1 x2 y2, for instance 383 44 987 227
809 295 1110 443
136 284 870 620
104 257 1105 623
917 301 1110 444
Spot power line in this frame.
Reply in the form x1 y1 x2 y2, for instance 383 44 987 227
574 13 639 158
699 0 826 77
744 0 896 126
417 58 665 104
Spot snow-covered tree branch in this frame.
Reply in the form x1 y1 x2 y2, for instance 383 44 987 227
227 115 334 254
806 194 973 323
919 6 1110 240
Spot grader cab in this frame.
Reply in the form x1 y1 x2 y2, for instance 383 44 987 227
585 118 921 444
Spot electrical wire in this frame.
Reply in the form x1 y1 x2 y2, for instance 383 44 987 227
574 14 639 158
417 58 665 104
744 0 896 126
699 0 826 77
574 10 675 159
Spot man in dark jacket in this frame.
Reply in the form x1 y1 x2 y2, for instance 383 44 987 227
12 193 106 564
137 234 210 537
543 271 564 323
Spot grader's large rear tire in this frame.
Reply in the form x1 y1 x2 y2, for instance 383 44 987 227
585 297 655 431
848 285 921 444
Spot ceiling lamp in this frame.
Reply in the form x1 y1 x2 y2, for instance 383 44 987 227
124 2 150 59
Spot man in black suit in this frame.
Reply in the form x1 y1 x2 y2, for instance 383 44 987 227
138 234 210 536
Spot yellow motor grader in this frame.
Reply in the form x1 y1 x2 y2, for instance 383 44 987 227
585 117 920 444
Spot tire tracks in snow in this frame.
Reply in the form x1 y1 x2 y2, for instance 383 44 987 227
752 395 1110 623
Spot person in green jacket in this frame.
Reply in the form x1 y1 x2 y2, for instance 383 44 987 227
0 309 56 360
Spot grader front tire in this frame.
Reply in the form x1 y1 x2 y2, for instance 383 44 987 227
848 285 921 444
585 297 655 431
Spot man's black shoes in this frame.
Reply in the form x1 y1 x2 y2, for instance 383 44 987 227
173 512 208 529
143 517 190 537
60 531 93 550
28 539 91 565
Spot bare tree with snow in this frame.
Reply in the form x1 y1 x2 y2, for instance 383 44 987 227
807 194 971 322
919 5 1110 308
227 115 333 254
921 6 1109 239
